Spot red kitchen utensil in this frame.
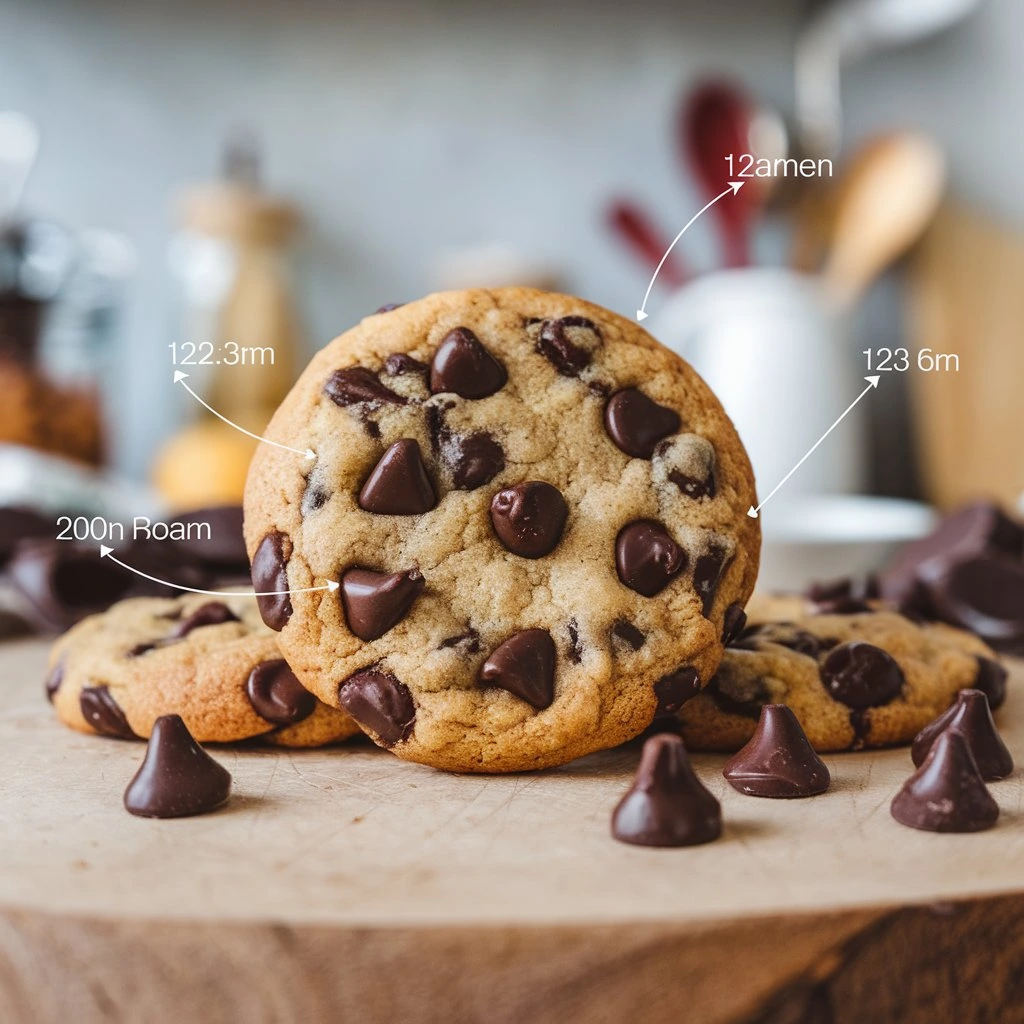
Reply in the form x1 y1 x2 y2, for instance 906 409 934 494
679 80 760 268
606 199 690 288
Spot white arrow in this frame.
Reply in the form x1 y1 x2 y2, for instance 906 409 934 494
636 181 745 322
99 546 339 596
173 371 315 460
747 376 880 519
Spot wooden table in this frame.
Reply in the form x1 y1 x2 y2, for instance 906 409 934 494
1 639 1023 1023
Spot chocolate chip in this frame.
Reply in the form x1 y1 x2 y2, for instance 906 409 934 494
425 404 446 453
127 643 157 658
806 578 854 603
341 567 425 641
123 715 232 819
324 367 406 407
358 439 436 515
479 629 556 709
384 352 427 375
615 521 685 597
668 469 716 499
820 642 904 709
251 531 293 632
566 618 583 664
611 734 721 848
653 435 717 500
375 302 404 314
754 624 825 658
490 482 568 559
80 685 138 739
849 708 871 748
535 316 598 377
604 389 681 459
653 667 701 716
170 601 239 639
612 619 646 652
439 628 480 653
721 604 747 646
45 661 63 703
723 705 830 798
911 689 1013 781
813 597 874 615
707 662 769 720
891 727 999 833
973 656 1007 711
430 327 507 399
449 432 505 490
246 660 317 725
338 668 415 746
301 480 330 517
692 545 728 617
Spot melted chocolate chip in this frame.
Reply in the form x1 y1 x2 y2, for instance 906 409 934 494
911 690 1013 781
338 668 415 746
668 468 716 500
449 432 505 490
301 480 330 517
746 624 825 658
724 705 830 798
45 661 63 703
430 327 507 399
170 601 239 639
324 366 406 407
425 404 446 453
80 685 138 739
566 619 583 664
692 545 728 617
384 352 427 375
974 656 1007 711
358 439 436 515
126 642 157 658
490 482 568 559
611 734 721 848
612 619 646 652
721 604 748 646
706 662 769 720
246 660 317 725
439 628 480 653
615 521 685 597
341 567 425 641
535 317 598 377
251 532 293 632
124 715 231 819
819 642 905 709
653 667 701 716
604 389 681 459
849 709 872 749
891 727 999 833
479 629 556 709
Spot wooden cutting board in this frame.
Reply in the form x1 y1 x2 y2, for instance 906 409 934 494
2 638 1024 1023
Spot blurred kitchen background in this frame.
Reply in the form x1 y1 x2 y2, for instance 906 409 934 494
1 0 1022 618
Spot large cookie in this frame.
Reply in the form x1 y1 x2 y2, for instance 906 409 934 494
47 595 360 747
243 288 760 772
677 608 1006 752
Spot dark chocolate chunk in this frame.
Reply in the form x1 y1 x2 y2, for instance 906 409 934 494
668 468 716 500
251 531 293 632
615 521 685 597
604 389 681 459
384 352 427 375
358 439 436 515
324 366 405 407
246 660 317 725
653 666 701 716
891 727 999 833
911 689 1013 781
338 668 415 746
375 302 404 314
566 619 583 664
80 685 138 739
449 432 505 490
479 629 556 709
490 481 568 559
340 567 425 641
439 628 480 653
45 661 63 703
721 604 747 646
723 704 830 798
692 545 727 617
170 601 239 639
168 506 247 570
429 327 507 399
611 733 721 848
123 715 231 819
612 619 646 652
535 316 598 377
819 642 904 709
973 656 1007 712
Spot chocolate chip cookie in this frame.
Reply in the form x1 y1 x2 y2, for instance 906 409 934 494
677 609 1006 752
47 595 360 747
243 288 760 772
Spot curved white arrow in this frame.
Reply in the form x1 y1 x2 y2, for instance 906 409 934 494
636 181 745 322
173 371 314 460
100 546 338 596
747 376 881 519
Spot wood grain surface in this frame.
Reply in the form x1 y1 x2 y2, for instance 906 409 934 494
2 639 1024 1023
